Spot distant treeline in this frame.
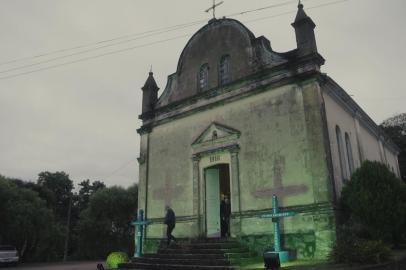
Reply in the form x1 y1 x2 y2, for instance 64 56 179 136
381 112 406 182
0 172 138 262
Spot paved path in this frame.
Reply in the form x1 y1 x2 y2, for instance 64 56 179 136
8 261 104 270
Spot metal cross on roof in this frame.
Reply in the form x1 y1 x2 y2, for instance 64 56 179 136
205 0 224 19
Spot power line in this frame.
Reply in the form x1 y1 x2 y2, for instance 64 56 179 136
0 0 354 81
0 19 207 67
103 157 138 180
228 0 299 16
244 0 350 24
0 34 190 80
0 0 301 68
0 22 203 74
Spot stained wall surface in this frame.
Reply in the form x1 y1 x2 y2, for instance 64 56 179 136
322 86 400 196
157 19 256 107
142 79 335 259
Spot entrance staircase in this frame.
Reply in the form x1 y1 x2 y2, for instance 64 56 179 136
119 238 251 270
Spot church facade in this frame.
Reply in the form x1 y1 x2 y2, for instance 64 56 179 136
136 4 400 259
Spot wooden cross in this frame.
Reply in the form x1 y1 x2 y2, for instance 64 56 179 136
205 0 224 19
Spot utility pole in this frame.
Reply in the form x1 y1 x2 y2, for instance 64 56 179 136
63 194 73 262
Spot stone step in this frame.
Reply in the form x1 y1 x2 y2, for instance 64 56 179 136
177 242 241 249
190 238 238 244
119 262 236 270
158 247 248 254
142 252 251 260
118 238 250 269
143 253 226 260
224 252 252 259
131 257 230 266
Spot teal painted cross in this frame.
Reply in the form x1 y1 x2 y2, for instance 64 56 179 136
131 209 152 257
257 195 296 252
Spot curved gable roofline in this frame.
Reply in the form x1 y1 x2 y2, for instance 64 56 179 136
175 18 256 74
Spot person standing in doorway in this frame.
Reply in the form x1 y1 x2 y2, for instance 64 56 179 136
220 195 231 237
164 205 176 246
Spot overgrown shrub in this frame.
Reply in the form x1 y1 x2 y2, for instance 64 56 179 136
340 161 406 245
331 161 406 264
330 224 391 264
106 251 129 269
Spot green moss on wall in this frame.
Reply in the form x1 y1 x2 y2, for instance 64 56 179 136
238 206 336 260
239 229 334 260
143 238 161 254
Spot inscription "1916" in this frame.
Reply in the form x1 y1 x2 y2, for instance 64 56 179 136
209 155 220 163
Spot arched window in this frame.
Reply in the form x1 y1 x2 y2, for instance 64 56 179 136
345 133 354 176
336 126 347 182
199 64 209 91
219 55 231 85
212 130 218 140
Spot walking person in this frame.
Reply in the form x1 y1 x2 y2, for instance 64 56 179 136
164 205 176 246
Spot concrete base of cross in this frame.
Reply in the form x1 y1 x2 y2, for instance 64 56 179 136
268 251 291 263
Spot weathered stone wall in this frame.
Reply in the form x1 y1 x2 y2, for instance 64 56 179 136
322 90 363 194
142 79 335 259
385 148 401 176
358 126 383 162
156 19 286 108
322 86 401 196
239 206 335 259
137 133 149 216
157 19 255 107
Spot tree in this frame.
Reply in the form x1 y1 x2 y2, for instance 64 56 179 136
0 175 64 262
1 172 138 261
76 185 138 259
37 172 74 221
77 179 106 212
10 178 56 209
35 171 76 260
380 125 406 182
67 179 106 258
381 113 406 182
340 161 406 245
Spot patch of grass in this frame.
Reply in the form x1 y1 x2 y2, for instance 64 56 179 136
234 257 262 268
282 260 327 268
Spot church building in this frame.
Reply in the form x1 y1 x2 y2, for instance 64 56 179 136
136 3 400 259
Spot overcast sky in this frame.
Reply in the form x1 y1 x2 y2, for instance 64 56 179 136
0 0 405 188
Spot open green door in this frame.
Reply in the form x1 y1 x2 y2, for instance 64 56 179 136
205 168 220 238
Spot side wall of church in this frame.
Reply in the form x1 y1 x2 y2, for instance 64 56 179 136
142 78 336 259
322 88 401 196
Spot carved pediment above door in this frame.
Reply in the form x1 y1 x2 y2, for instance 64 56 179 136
192 122 241 152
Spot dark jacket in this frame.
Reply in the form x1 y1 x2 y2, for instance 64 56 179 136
164 208 176 227
220 201 231 219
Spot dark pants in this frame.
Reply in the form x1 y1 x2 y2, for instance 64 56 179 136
166 224 176 245
221 217 230 237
